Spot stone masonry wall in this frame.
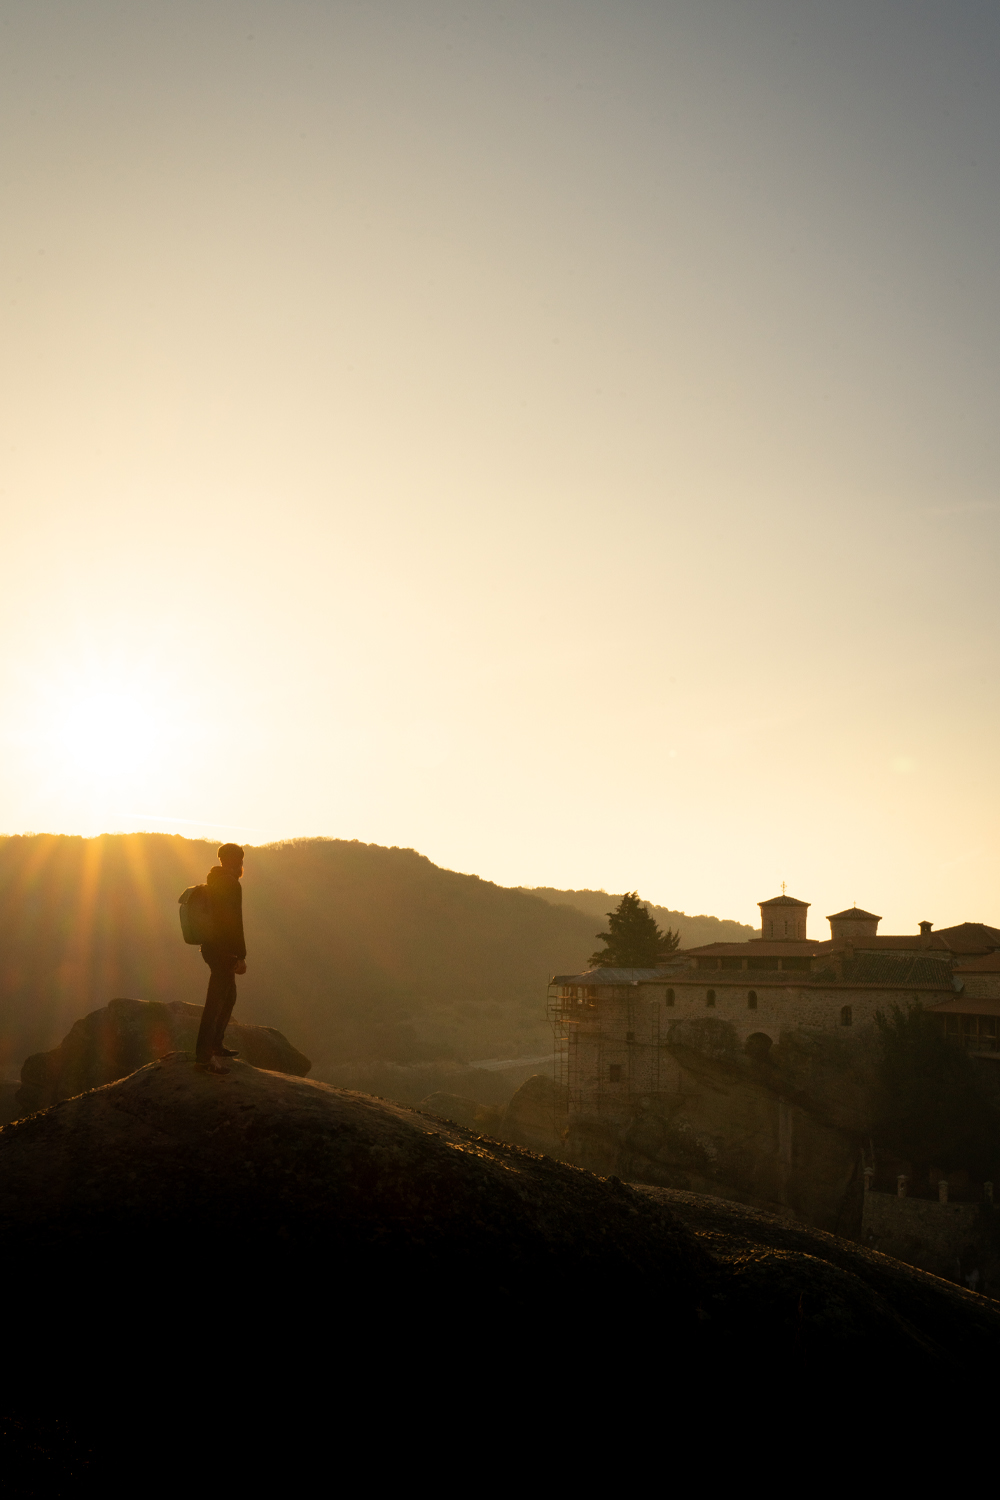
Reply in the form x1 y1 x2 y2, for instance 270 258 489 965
637 978 944 1048
862 1191 984 1280
957 973 1000 999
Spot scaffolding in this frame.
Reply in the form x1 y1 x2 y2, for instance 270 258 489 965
548 978 669 1129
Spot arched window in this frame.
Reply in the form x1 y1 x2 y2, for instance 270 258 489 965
665 988 675 1006
840 1005 852 1027
706 989 716 1007
747 991 757 1009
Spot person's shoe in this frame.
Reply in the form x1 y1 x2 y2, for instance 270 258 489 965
195 1060 230 1075
214 1047 240 1058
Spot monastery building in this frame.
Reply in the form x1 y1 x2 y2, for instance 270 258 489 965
549 892 1000 1113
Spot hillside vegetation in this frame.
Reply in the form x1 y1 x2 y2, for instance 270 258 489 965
0 834 754 1081
0 834 592 1078
521 887 757 946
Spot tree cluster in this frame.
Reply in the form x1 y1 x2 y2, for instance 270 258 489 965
589 892 680 968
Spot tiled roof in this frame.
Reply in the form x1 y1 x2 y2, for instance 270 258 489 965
953 953 1000 973
932 922 1000 952
679 940 829 957
551 968 671 985
851 935 951 952
642 971 817 986
827 907 881 921
758 895 810 908
837 954 953 987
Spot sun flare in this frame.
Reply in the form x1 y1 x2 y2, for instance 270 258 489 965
30 658 195 808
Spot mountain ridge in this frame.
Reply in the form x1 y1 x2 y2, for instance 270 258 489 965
519 886 758 946
0 832 751 1079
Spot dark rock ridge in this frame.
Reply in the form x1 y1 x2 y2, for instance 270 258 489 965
0 1053 996 1394
416 1074 565 1149
416 1090 504 1134
15 997 310 1115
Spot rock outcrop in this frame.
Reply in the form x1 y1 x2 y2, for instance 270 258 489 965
15 997 310 1115
548 1023 867 1231
498 1073 567 1154
420 1076 568 1154
0 1052 996 1394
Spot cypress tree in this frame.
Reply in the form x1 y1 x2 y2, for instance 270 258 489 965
589 892 680 968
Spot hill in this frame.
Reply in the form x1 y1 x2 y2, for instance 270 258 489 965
520 887 758 946
0 833 755 1081
0 833 597 1078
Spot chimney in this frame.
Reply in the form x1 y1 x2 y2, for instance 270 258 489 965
919 920 933 950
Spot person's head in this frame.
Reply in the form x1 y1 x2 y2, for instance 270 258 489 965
218 843 245 877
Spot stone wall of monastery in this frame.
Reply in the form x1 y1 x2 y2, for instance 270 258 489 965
957 973 1000 999
637 977 943 1047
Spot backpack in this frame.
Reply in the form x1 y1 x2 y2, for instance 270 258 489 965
178 885 214 945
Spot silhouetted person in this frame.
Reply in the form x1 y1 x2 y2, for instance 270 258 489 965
195 843 247 1074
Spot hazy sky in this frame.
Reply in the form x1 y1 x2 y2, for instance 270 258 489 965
2 1 1000 932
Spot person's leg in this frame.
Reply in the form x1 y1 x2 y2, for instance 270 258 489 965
196 949 233 1065
211 967 238 1055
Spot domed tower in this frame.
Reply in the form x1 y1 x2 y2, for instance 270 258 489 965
758 893 810 940
827 906 881 945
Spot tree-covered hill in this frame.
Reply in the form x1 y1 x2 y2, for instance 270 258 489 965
0 834 599 1078
0 834 755 1081
519 887 757 946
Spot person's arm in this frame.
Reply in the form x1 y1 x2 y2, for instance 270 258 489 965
234 881 247 962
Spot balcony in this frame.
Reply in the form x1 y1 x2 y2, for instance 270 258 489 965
942 1014 1000 1054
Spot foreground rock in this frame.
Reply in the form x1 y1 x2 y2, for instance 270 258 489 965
15 997 310 1114
0 1053 996 1394
416 1090 503 1133
496 1072 569 1154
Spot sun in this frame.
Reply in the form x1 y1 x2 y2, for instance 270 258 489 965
56 676 168 780
30 655 196 814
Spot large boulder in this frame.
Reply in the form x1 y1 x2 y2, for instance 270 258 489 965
499 1073 567 1154
15 997 310 1114
0 1051 996 1397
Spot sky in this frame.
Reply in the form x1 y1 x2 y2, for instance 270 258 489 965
2 0 1000 933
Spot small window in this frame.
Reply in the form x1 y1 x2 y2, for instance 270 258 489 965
609 1064 622 1082
840 1005 852 1027
665 988 675 1006
706 989 716 1007
747 991 757 1010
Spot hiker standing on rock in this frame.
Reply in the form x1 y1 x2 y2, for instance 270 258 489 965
195 843 247 1074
